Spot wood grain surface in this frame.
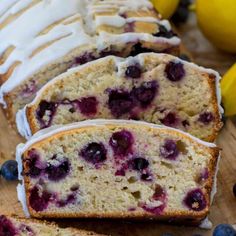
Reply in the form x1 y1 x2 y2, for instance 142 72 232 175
0 14 236 235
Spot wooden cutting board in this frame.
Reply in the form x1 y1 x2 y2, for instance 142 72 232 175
0 14 236 236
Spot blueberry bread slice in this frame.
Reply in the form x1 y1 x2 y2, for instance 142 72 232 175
17 119 220 222
17 53 223 141
0 0 180 123
0 215 104 236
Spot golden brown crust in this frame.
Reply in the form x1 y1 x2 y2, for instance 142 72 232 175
21 123 220 222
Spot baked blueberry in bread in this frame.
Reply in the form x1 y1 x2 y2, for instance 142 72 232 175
16 120 220 223
17 53 223 141
0 0 180 124
0 215 103 236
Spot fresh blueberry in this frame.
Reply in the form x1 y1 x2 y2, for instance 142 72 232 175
160 140 179 160
109 130 133 156
46 158 70 181
0 215 18 236
153 25 177 38
153 184 166 201
198 112 214 124
213 224 236 236
125 64 142 78
160 112 179 127
80 142 107 165
140 173 152 181
36 100 57 128
183 189 207 211
108 89 134 117
1 160 18 181
78 96 98 116
165 61 185 82
25 150 45 178
131 81 158 108
131 158 149 171
29 186 52 212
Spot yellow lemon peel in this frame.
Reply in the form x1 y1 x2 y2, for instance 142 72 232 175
151 0 180 19
221 63 236 116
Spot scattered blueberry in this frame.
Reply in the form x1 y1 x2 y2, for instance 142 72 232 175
29 186 52 212
109 130 133 156
80 142 107 165
161 233 174 236
160 140 179 160
0 215 18 236
160 112 179 127
78 96 98 116
131 81 158 108
46 158 70 181
213 224 236 236
233 184 236 198
198 112 214 125
165 61 185 82
125 64 142 78
108 89 134 117
131 157 149 171
183 189 207 211
153 25 177 38
1 160 18 181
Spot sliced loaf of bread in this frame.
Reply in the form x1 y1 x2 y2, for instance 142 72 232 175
17 120 220 223
17 53 223 141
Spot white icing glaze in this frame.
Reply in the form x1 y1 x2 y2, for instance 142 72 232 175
0 0 18 17
96 32 180 51
0 0 181 105
16 107 32 139
199 217 213 229
17 182 30 218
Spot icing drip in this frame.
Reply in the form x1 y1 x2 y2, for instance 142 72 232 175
0 0 19 17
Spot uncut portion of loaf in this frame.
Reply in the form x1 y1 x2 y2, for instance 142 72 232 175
17 120 219 222
0 215 103 236
0 0 180 123
18 53 222 142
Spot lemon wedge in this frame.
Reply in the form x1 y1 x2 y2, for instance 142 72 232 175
221 63 236 116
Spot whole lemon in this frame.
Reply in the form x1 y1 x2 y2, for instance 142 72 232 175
196 0 236 53
151 0 180 19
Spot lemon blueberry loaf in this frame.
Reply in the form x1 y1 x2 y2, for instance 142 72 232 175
17 53 223 142
16 120 220 222
0 0 180 123
0 215 104 236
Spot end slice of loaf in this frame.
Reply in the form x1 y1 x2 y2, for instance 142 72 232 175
16 119 220 223
0 215 104 236
17 53 223 142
